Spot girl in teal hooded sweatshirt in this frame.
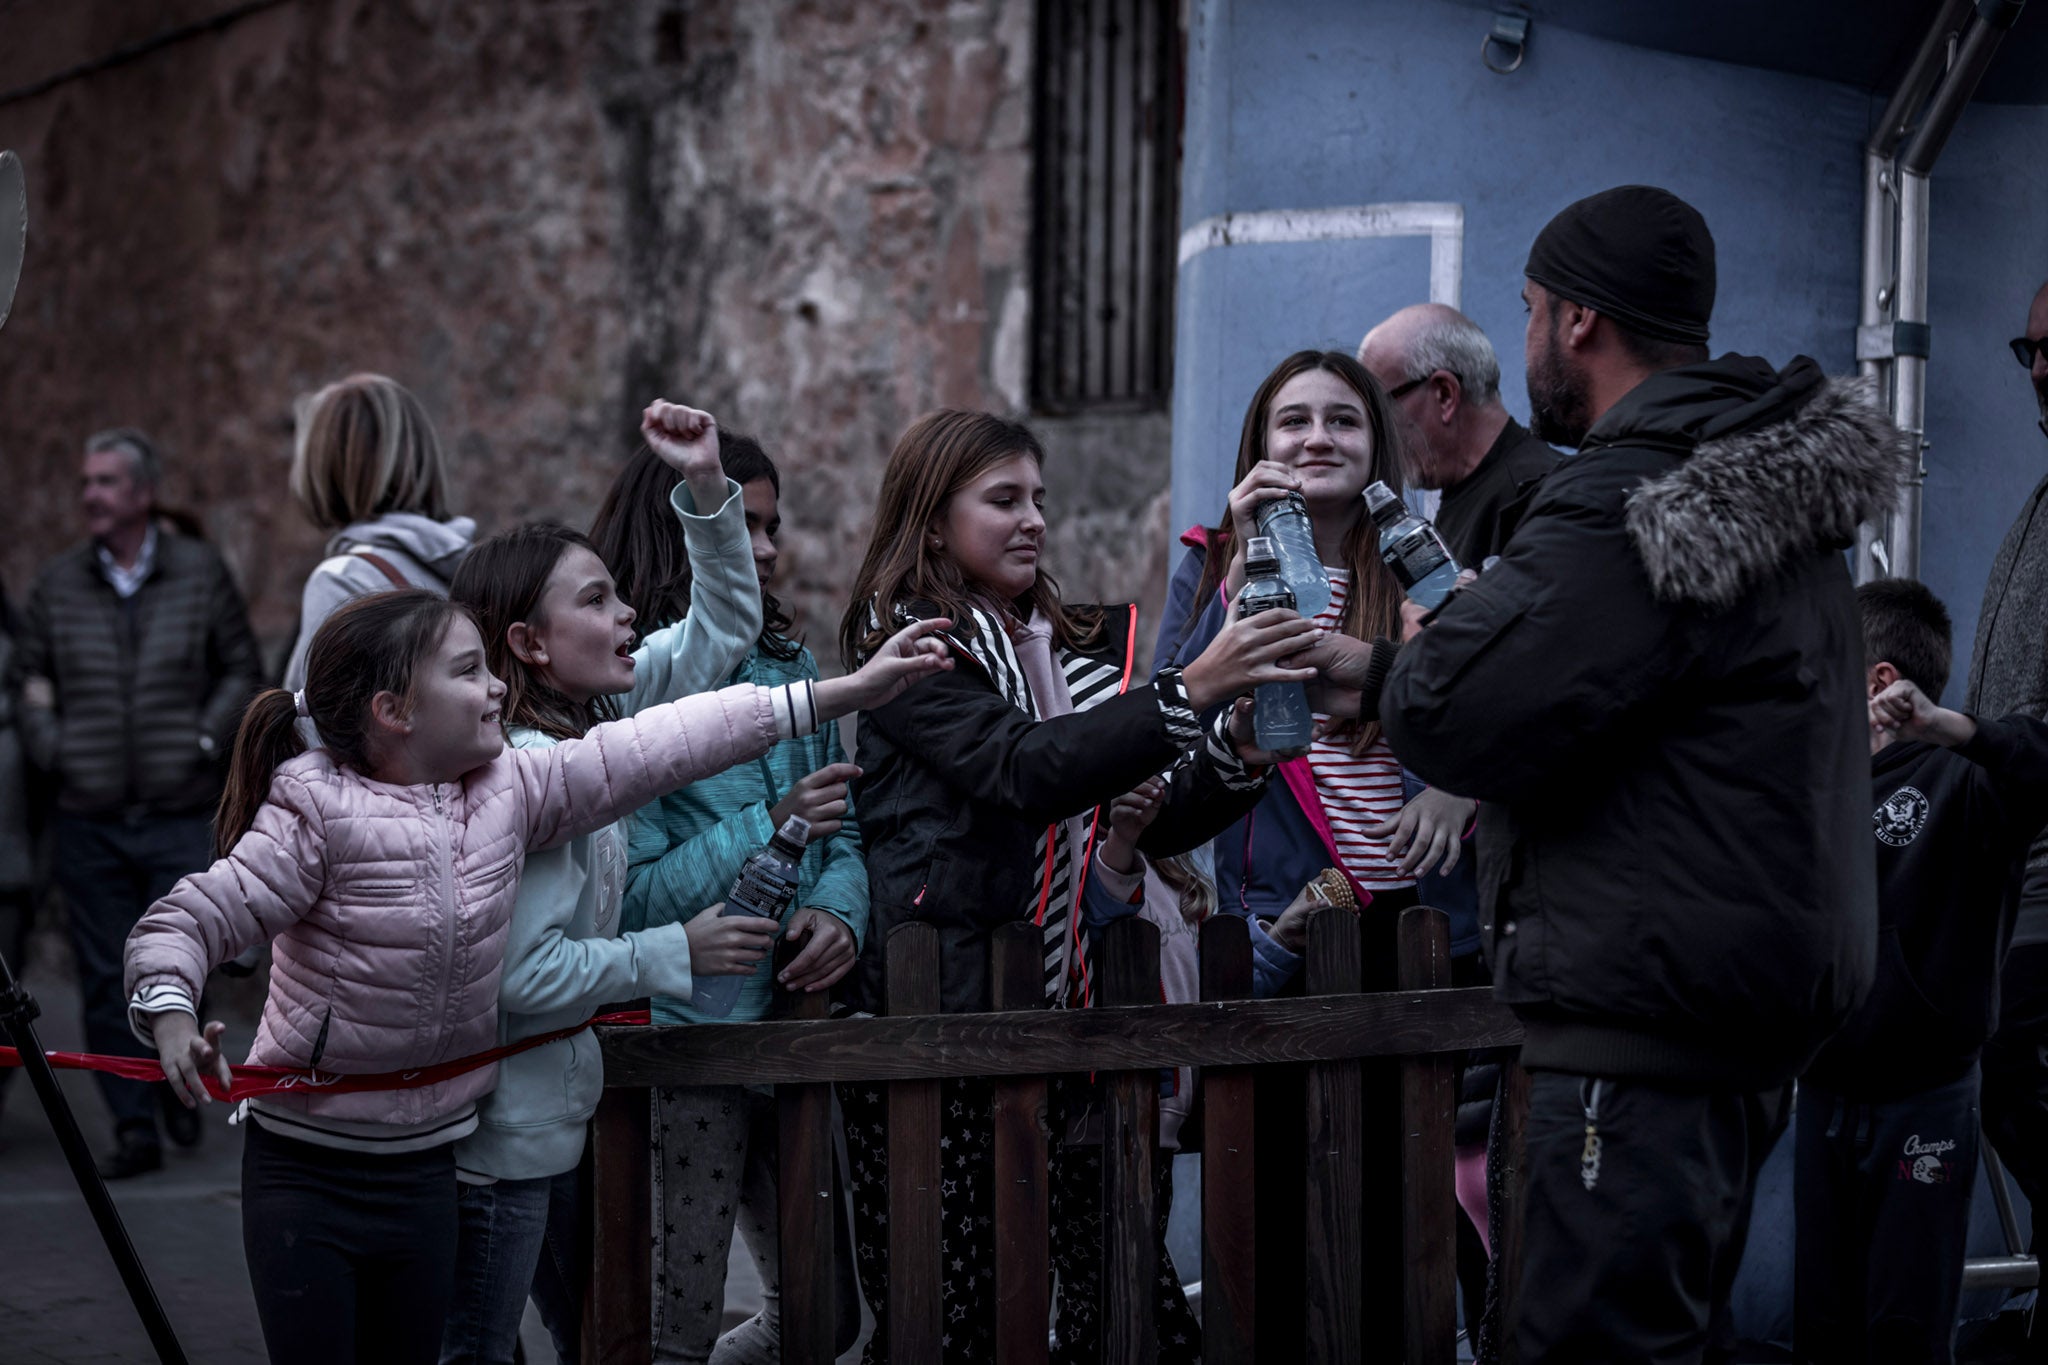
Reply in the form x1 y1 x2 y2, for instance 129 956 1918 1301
607 431 866 1365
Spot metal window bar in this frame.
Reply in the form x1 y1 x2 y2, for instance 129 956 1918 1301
1032 0 1181 412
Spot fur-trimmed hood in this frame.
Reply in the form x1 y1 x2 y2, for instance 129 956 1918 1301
1607 358 1912 609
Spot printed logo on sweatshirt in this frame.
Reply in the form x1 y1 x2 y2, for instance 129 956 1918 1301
1874 786 1930 848
1898 1133 1958 1185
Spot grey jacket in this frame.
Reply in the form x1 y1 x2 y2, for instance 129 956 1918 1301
1966 463 2048 918
14 532 263 820
283 512 477 690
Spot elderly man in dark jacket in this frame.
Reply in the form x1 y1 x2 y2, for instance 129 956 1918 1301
1376 187 1907 1363
13 428 260 1177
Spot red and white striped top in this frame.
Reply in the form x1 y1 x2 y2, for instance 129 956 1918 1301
1308 569 1413 891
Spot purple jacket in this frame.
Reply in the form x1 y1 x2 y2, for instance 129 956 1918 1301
124 684 782 1128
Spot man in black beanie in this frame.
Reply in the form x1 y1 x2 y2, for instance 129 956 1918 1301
1378 185 1907 1361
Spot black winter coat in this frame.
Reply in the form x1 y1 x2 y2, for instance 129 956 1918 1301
14 532 262 820
850 601 1265 1016
1381 356 1911 1089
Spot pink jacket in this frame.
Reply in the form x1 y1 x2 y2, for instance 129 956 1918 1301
124 684 781 1128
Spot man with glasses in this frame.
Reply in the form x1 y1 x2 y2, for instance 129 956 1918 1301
1968 280 2048 1330
1357 302 1560 565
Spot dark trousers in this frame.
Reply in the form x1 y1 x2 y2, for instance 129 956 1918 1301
1046 1121 1200 1364
1984 905 2048 1222
1514 1071 1790 1365
1794 1068 1980 1365
53 812 213 1138
242 1119 461 1365
0 886 33 1111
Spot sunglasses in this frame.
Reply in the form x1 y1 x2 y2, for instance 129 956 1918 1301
2011 337 2048 368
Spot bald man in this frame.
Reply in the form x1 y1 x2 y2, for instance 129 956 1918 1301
1357 303 1560 565
1970 279 2048 1278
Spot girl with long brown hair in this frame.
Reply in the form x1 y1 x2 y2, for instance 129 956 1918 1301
1155 349 1478 976
835 408 1316 1363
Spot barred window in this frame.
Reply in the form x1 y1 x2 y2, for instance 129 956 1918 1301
1031 0 1183 412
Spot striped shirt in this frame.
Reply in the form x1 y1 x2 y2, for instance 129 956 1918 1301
1307 570 1413 891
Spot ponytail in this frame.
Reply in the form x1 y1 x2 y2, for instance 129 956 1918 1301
215 688 306 856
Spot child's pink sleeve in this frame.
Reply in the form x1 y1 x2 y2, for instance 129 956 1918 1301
514 683 781 851
123 773 330 1008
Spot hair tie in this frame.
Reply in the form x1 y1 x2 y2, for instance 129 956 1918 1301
292 689 309 718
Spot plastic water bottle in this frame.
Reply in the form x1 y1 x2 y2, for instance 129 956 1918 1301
1364 482 1462 611
1237 537 1315 758
1252 492 1331 621
688 814 811 1019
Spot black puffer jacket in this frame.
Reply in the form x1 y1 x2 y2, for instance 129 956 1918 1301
15 532 262 820
851 601 1266 1017
1382 356 1910 1089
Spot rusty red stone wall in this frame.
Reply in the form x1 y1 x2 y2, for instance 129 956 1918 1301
0 0 1174 667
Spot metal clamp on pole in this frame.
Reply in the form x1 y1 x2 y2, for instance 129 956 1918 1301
1482 10 1529 74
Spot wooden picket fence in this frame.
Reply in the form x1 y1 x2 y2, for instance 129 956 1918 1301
581 905 1529 1364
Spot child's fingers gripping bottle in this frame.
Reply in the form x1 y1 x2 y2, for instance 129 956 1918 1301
1237 536 1316 759
1364 481 1463 611
688 814 812 1019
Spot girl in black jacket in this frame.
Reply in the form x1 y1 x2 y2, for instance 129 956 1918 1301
835 408 1315 1364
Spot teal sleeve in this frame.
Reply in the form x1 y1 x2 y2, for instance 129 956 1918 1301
625 799 774 931
805 725 870 946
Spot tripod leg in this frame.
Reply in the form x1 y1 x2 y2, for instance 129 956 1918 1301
0 950 190 1365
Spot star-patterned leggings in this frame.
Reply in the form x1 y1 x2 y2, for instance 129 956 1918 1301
1048 1141 1201 1364
649 1085 861 1365
841 1076 999 1365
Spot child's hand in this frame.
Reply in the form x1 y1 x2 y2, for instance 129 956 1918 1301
1225 460 1304 557
778 908 856 993
683 903 781 977
770 762 861 840
1182 609 1318 712
1366 787 1475 878
1102 779 1165 873
153 1012 231 1109
1870 678 1975 749
1225 695 1295 767
641 400 726 508
817 618 954 719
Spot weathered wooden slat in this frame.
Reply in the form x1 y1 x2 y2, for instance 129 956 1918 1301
989 922 1051 1365
1491 1059 1533 1365
581 1084 652 1365
1303 908 1365 1361
886 923 944 1363
775 945 836 1365
597 988 1522 1087
1398 908 1458 1365
1098 918 1160 1365
1198 915 1256 1365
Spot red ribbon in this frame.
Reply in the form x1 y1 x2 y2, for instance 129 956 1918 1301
0 1008 649 1103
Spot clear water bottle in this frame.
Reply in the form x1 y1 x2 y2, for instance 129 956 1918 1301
1252 491 1331 621
1364 482 1462 611
688 814 811 1018
1237 537 1315 759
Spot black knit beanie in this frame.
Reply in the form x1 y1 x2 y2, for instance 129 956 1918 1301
1525 185 1716 345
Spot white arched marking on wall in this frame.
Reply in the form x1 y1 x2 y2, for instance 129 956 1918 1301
1176 202 1465 310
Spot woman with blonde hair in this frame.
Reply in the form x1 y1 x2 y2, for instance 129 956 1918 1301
282 373 474 690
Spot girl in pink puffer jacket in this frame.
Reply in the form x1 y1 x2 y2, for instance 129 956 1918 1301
122 587 949 1365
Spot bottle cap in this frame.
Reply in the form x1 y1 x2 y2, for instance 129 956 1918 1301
1244 535 1280 575
772 814 812 850
1362 481 1404 525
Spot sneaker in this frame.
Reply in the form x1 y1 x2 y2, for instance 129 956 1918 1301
96 1128 162 1180
158 1084 202 1149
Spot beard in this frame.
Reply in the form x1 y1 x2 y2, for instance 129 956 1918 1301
1526 335 1594 448
2036 377 2048 439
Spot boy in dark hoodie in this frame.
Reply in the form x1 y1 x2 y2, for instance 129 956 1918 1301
1795 578 2048 1365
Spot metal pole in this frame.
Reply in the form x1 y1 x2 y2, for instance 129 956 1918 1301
1888 166 1931 582
1853 149 1896 581
1899 2 2026 177
1866 0 1974 160
0 952 190 1364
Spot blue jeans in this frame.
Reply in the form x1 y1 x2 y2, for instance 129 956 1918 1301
440 1168 582 1365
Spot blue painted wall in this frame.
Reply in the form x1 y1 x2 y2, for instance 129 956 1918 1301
1173 0 2048 698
